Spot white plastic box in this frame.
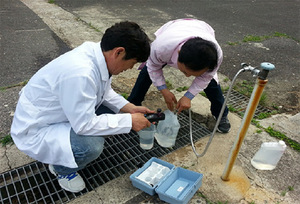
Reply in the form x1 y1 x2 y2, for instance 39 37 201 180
130 157 203 204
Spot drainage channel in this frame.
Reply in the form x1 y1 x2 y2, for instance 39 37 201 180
0 113 211 204
0 90 272 204
225 90 272 118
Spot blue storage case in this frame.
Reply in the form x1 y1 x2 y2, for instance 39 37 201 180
130 157 203 204
130 157 175 195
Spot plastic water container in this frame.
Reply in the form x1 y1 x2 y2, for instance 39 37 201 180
155 110 180 148
138 124 156 150
251 140 287 170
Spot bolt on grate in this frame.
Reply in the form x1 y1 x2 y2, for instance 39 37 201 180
224 90 272 118
0 113 211 204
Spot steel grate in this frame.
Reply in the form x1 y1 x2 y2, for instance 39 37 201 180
0 113 211 204
224 90 272 118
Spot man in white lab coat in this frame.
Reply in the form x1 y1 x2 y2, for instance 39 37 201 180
11 21 152 193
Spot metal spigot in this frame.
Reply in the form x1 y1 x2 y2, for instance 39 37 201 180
240 63 261 77
258 62 275 80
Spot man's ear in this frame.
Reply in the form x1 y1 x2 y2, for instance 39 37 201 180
114 47 125 58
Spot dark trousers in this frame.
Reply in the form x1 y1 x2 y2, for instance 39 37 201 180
128 65 228 118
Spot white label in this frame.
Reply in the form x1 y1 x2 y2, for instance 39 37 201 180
177 186 184 192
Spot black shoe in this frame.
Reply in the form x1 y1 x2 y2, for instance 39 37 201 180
217 116 231 133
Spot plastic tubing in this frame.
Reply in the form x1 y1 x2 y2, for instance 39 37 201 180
189 68 246 158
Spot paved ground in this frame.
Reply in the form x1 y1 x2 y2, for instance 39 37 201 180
0 0 299 203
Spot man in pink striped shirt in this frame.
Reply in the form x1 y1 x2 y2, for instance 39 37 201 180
128 19 230 133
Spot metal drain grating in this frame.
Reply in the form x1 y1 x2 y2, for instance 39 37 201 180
224 90 272 118
0 113 211 204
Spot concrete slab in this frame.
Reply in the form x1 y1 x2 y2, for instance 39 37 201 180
259 113 300 143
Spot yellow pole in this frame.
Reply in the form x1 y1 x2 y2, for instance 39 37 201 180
221 78 268 181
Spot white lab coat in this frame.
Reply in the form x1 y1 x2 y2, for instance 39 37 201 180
11 42 132 168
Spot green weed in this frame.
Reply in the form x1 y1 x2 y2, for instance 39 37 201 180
199 91 206 97
228 31 299 45
251 119 262 128
256 110 278 120
228 104 238 113
281 185 294 196
0 80 28 91
75 17 101 32
88 22 101 32
0 135 13 146
165 80 173 90
265 127 300 152
221 86 229 92
176 86 188 92
256 129 263 134
121 93 128 99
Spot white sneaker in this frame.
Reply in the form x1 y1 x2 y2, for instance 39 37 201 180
49 164 86 193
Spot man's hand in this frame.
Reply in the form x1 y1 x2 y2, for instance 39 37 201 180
130 106 155 114
176 96 191 114
121 103 154 114
160 89 177 111
131 113 151 132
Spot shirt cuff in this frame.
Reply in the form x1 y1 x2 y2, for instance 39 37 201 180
184 91 195 100
157 84 167 91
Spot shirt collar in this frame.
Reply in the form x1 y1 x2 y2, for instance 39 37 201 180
94 42 110 81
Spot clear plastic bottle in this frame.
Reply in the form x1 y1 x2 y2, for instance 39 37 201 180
251 140 286 170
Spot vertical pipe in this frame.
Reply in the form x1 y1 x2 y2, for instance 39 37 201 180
221 78 268 181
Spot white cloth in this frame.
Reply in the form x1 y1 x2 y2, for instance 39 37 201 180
11 42 132 168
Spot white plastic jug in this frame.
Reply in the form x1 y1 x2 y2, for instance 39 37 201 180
251 140 286 170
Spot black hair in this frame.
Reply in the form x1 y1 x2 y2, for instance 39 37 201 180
100 21 150 62
178 37 218 71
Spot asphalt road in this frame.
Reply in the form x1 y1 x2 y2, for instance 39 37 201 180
54 0 300 114
54 0 300 41
1 0 299 114
0 0 70 87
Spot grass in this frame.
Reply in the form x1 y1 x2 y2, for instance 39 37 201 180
88 22 101 32
0 80 28 91
75 17 102 32
228 104 238 113
121 92 128 99
281 185 294 196
247 118 300 152
251 117 300 152
165 80 173 90
234 80 254 97
176 86 188 92
256 129 263 134
227 31 299 45
0 135 13 146
223 77 229 82
256 110 278 120
234 80 268 106
265 127 300 152
199 91 206 97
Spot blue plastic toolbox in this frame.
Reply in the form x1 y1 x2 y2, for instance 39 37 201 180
130 157 203 204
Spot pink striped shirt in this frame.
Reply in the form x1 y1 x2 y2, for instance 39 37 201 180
146 19 223 98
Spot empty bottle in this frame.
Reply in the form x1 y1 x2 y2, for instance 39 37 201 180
251 140 287 170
